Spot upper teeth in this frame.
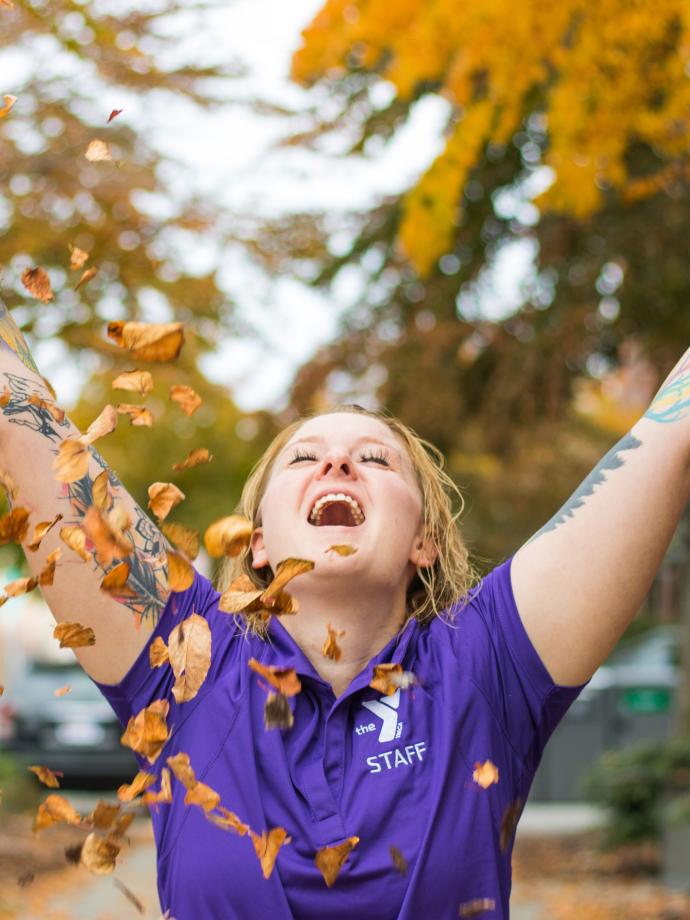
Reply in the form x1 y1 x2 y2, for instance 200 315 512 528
309 492 365 524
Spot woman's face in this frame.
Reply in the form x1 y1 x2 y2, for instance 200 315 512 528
250 412 436 592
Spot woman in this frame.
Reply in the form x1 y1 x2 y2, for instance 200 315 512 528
2 308 689 919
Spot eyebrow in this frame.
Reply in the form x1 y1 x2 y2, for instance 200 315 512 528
281 435 401 457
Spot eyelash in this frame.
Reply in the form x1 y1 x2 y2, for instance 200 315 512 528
288 448 390 467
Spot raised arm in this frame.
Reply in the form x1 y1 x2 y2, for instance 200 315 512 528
511 346 690 686
0 303 171 685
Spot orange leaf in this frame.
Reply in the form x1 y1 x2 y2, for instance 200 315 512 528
85 138 112 162
111 369 154 396
107 321 185 362
205 805 249 836
248 658 301 696
120 699 169 764
39 548 61 586
92 470 113 513
82 505 131 567
28 765 63 788
116 403 153 427
0 94 17 119
80 831 120 874
21 266 53 302
315 836 359 887
249 827 290 880
169 384 202 416
74 266 98 291
325 544 358 556
0 506 29 545
81 404 118 446
322 623 346 661
141 767 172 805
171 447 213 471
27 513 63 552
54 622 95 648
459 898 497 917
166 551 194 592
100 561 136 597
203 515 252 558
68 244 89 270
472 760 499 789
33 794 81 832
148 482 185 520
160 521 199 560
53 439 90 483
117 770 156 802
167 613 211 704
59 524 91 562
28 394 65 423
149 636 169 668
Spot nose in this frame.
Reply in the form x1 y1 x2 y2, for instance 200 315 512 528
316 449 358 480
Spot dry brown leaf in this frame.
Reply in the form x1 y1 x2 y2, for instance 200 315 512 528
92 470 113 513
169 384 202 416
54 622 95 648
499 798 523 853
458 898 497 917
370 663 417 696
116 403 153 427
0 94 17 118
0 684 4 695
59 524 91 561
205 806 249 836
0 386 10 407
166 551 194 592
81 831 120 874
33 794 81 832
21 266 53 302
263 692 294 730
315 837 359 887
27 514 63 552
74 266 98 291
325 544 358 556
53 439 90 483
87 802 121 830
149 636 169 668
322 623 346 662
160 521 199 560
203 515 252 558
54 685 71 697
107 321 185 363
68 244 89 270
249 827 290 880
100 561 136 597
166 752 196 789
82 505 131 567
111 369 154 396
28 393 65 423
85 138 112 162
107 108 123 123
389 844 408 876
111 811 135 838
0 467 18 500
117 771 156 802
184 780 220 812
261 558 314 606
167 613 211 704
28 765 63 788
4 575 38 597
171 447 213 472
39 548 61 586
472 760 499 790
148 482 185 520
82 404 118 446
0 506 29 545
248 658 301 696
141 767 172 805
218 574 264 615
120 699 169 764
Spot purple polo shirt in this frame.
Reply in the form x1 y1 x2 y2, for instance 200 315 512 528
94 555 588 919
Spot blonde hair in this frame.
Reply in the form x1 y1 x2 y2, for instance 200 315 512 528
216 405 479 638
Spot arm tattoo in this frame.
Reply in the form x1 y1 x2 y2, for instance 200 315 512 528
527 432 642 545
1 371 171 627
645 353 690 423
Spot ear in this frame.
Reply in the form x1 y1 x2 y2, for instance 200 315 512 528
250 526 269 569
411 533 438 568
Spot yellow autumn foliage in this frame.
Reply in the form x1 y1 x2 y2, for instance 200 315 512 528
292 0 690 274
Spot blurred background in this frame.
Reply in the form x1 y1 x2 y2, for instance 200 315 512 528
2 0 690 916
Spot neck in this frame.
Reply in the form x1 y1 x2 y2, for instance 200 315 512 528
278 582 409 698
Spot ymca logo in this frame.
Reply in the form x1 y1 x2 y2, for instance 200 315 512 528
359 689 402 742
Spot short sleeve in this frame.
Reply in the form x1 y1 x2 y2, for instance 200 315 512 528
92 568 241 731
446 554 590 776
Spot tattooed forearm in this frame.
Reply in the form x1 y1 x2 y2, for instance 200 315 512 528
645 352 690 423
0 295 40 373
527 432 642 544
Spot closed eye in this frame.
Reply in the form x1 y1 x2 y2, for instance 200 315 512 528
288 448 391 466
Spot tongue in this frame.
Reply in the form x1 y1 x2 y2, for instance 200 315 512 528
317 502 357 527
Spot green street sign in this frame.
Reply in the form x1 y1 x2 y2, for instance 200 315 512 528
620 687 672 713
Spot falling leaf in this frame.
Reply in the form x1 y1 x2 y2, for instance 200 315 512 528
120 699 169 764
86 802 121 830
117 771 156 802
322 623 346 661
203 515 252 558
218 575 264 615
370 663 405 696
315 837 359 887
54 685 71 697
81 831 120 874
148 482 185 520
160 521 199 560
325 544 358 556
116 403 153 427
261 558 315 607
0 1 14 9
113 878 145 915
141 768 171 805
107 321 185 362
81 405 118 446
111 369 154 396
389 845 408 875
0 467 18 500
0 685 4 695
21 266 54 302
184 780 220 812
92 470 113 513
0 386 10 408
33 793 81 832
85 138 112 162
69 244 89 270
28 765 63 788
28 393 65 423
53 439 90 483
82 505 131 567
166 550 194 592
0 94 16 118
167 613 211 704
169 384 202 416
75 266 98 291
4 575 39 597
171 447 213 471
0 506 29 545
59 524 91 561
27 513 63 552
149 636 169 668
54 622 96 648
165 752 197 789
249 827 290 880
100 561 136 597
472 760 499 790
205 806 249 836
39 548 61 586
458 898 497 917
263 692 294 730
499 798 523 853
107 109 123 123
248 658 301 696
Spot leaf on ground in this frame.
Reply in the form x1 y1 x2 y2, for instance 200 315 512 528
169 384 202 416
59 524 91 562
203 515 252 558
322 623 345 661
315 837 359 887
172 447 213 472
248 658 301 696
21 266 53 302
0 506 30 545
120 700 169 764
148 482 185 520
111 369 154 396
28 765 63 788
167 613 211 704
81 404 118 446
53 439 90 483
33 793 81 832
160 521 199 560
249 827 290 880
107 321 185 363
116 404 153 427
166 551 194 592
54 622 96 648
117 771 156 802
81 831 120 874
149 636 169 668
27 513 63 552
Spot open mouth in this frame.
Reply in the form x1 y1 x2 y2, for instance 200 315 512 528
308 493 365 527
